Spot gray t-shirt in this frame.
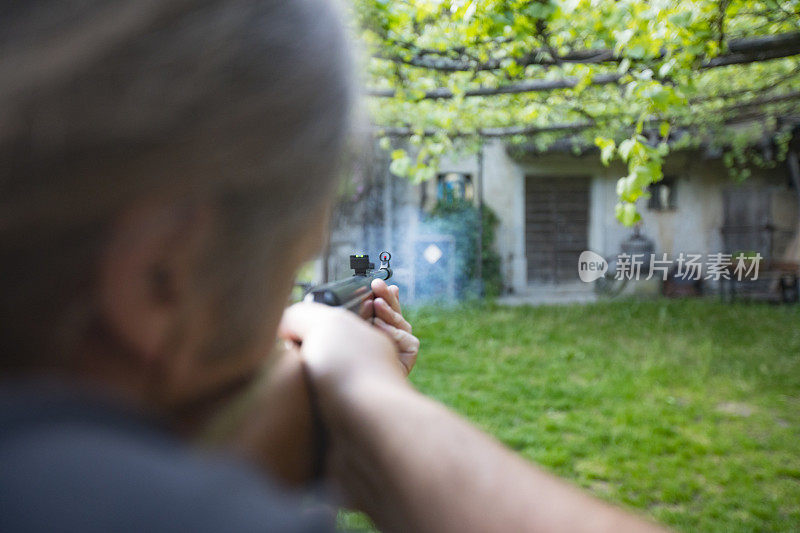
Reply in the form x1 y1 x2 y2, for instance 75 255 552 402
0 380 333 533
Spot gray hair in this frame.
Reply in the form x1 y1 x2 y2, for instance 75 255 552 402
0 0 358 368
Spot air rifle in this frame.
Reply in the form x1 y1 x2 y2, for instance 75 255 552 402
305 252 392 319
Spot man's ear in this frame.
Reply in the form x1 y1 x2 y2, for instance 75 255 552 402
97 198 209 365
296 198 334 263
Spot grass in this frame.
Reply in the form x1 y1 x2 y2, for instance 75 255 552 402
338 299 800 532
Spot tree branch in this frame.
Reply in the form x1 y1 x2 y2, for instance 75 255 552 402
372 31 800 72
704 32 800 67
376 120 595 138
367 34 800 100
366 73 622 99
374 90 800 138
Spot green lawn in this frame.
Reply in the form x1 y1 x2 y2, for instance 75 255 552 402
339 299 800 532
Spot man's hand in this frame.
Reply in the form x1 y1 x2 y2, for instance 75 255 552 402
279 302 409 398
370 279 419 376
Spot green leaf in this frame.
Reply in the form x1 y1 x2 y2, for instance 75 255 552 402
648 87 671 111
525 2 556 19
389 156 410 177
628 44 646 59
595 136 616 166
658 59 674 78
631 165 653 187
668 11 692 27
614 29 634 55
618 139 637 162
616 202 642 226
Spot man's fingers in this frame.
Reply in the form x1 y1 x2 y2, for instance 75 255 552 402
373 318 419 374
374 297 411 333
359 298 374 321
388 284 402 314
374 317 418 355
371 278 402 314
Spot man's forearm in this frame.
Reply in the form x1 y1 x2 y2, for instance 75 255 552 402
324 378 666 533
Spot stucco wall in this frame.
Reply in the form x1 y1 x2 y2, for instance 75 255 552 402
480 146 797 290
590 154 729 259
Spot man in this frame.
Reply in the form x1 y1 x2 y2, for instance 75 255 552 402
0 1 665 531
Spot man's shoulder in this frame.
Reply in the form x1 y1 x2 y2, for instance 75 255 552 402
0 384 329 533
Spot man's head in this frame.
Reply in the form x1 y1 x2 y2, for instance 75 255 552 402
0 0 357 409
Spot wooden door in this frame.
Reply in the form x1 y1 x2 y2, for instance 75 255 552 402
525 177 590 283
